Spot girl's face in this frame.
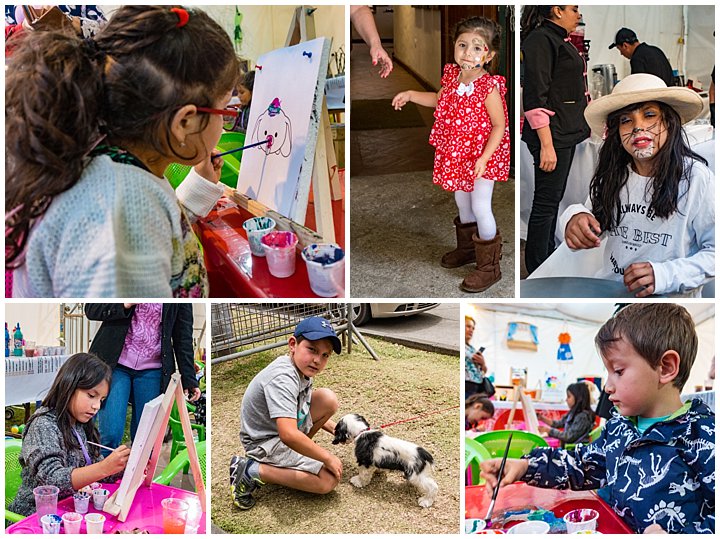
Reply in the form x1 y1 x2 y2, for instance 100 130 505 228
566 391 576 409
236 85 252 107
465 318 476 343
554 5 582 34
618 102 668 168
454 32 495 71
467 404 492 424
69 380 109 424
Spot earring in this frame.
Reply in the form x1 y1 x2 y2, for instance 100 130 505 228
180 142 186 148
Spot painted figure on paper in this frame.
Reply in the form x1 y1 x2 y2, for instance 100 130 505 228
252 97 293 157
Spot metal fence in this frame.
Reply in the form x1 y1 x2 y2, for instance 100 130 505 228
211 303 349 363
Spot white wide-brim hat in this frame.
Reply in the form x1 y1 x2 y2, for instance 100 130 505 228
584 73 703 136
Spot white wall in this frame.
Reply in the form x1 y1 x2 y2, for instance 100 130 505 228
468 303 715 395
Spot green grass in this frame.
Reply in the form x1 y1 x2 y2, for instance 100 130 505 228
211 337 460 534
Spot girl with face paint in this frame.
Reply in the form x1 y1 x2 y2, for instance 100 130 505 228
561 74 714 298
391 16 510 293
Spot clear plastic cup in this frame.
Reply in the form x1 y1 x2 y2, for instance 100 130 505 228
85 513 105 534
61 512 82 534
72 492 90 514
243 216 276 257
301 243 345 297
40 514 61 534
161 498 190 534
92 488 109 510
33 486 59 523
261 231 298 278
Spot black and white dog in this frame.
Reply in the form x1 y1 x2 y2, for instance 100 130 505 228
332 413 438 507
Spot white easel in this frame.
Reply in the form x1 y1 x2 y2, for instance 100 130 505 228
229 5 341 245
103 373 205 522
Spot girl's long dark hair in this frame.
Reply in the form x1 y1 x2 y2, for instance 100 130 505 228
26 353 112 459
566 382 594 422
520 6 564 42
6 5 240 268
590 101 708 232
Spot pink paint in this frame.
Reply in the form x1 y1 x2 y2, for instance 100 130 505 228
261 231 296 248
266 134 274 149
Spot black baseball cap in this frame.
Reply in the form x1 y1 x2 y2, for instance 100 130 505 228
294 317 342 354
609 28 638 49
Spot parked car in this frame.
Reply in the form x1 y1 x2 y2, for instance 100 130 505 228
351 303 440 326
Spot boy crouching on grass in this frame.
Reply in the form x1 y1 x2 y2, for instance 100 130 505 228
482 303 715 534
230 317 343 510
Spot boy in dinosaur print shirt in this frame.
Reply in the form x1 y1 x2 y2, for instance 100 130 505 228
482 303 714 534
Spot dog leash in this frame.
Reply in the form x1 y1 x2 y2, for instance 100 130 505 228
377 405 459 430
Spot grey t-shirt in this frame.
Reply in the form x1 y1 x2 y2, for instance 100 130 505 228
240 355 313 451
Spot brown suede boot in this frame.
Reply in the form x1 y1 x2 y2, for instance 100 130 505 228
441 216 477 268
461 231 502 293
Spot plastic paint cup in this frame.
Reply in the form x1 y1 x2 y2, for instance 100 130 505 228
39 514 61 534
507 520 550 534
475 530 506 534
563 509 599 533
261 231 298 278
33 486 59 523
161 498 190 534
242 216 277 257
465 518 487 533
301 243 345 297
72 492 90 514
61 512 83 534
92 488 109 510
85 513 106 534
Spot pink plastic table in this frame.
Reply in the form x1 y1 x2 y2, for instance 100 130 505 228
7 482 204 534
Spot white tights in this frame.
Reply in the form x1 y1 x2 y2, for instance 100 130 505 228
455 177 496 240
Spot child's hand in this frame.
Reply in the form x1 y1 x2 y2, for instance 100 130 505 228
103 445 131 475
565 213 602 249
480 458 528 492
324 453 343 481
643 524 667 534
538 424 550 434
623 262 656 297
474 157 488 179
195 150 223 184
392 91 412 110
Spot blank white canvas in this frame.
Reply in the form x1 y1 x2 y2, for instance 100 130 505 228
236 37 327 219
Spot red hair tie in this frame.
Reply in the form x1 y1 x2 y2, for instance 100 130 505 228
170 7 189 28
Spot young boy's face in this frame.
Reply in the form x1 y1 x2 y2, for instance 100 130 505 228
601 337 664 417
289 336 333 378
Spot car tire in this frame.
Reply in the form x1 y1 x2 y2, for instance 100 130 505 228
351 304 372 326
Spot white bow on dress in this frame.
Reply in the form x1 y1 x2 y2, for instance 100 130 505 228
456 81 474 97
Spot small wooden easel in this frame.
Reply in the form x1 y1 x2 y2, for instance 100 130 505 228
229 5 341 246
103 373 205 522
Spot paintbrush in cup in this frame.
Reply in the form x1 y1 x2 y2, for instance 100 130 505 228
484 432 513 525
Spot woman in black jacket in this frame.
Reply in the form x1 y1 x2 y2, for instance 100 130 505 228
521 5 590 273
84 303 200 453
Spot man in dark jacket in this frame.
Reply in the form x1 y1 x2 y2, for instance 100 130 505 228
609 28 674 87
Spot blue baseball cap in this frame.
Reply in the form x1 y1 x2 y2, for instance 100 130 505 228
294 317 342 354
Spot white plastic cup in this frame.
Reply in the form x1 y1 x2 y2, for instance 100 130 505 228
563 509 599 533
33 486 59 522
465 518 487 533
242 216 276 257
85 513 106 534
261 231 298 278
40 514 61 534
72 492 90 514
301 243 345 297
161 498 190 534
92 488 109 510
61 512 83 534
507 520 550 534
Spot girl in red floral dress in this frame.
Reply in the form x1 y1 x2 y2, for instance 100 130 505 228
392 17 510 292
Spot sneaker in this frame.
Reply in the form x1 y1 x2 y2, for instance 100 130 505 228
230 456 263 510
229 455 240 486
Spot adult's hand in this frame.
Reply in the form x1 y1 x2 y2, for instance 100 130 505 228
370 44 393 78
184 387 202 402
539 144 557 172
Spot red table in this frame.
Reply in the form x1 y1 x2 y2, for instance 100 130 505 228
196 196 345 298
7 482 205 534
466 483 633 533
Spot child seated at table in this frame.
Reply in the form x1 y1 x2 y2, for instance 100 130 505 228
537 382 595 446
9 354 130 516
465 394 495 431
481 303 715 534
229 317 342 510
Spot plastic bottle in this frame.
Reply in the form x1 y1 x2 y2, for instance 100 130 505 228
5 323 10 357
13 323 24 356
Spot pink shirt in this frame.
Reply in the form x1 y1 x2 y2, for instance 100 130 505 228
118 304 163 370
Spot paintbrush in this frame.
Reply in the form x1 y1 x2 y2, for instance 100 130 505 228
484 432 513 525
86 441 117 453
213 136 272 159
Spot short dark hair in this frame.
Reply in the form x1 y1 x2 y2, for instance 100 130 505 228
465 394 495 415
595 303 697 390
